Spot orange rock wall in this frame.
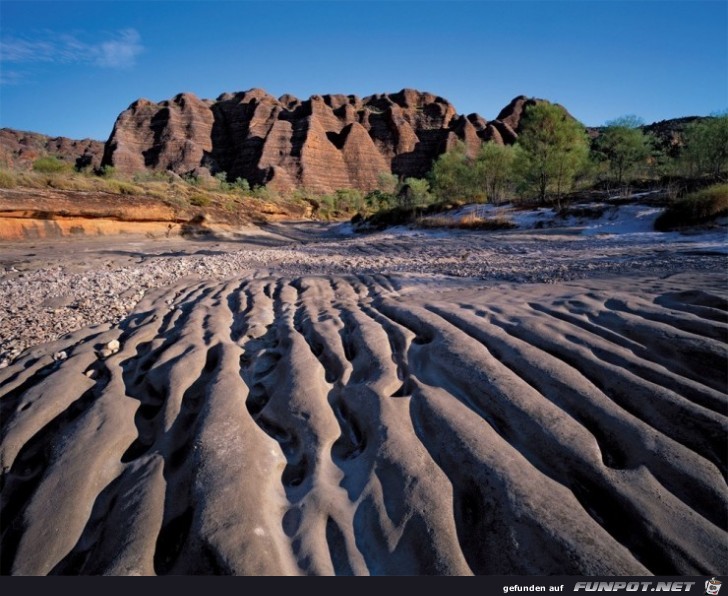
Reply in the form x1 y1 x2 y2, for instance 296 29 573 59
103 89 537 194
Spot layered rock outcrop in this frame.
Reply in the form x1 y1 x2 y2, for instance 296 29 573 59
101 89 540 193
0 129 104 171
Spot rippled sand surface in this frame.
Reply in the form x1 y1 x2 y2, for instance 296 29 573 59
2 269 726 575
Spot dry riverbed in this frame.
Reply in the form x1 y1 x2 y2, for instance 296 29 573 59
1 221 726 575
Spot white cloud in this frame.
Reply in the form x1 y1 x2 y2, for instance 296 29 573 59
0 39 56 63
0 70 25 86
94 29 143 69
0 29 144 70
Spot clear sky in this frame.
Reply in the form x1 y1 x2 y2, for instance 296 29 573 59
0 0 726 141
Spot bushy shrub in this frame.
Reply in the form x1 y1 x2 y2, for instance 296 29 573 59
252 185 278 202
376 171 400 195
654 183 728 230
214 171 232 191
418 213 516 231
334 188 364 212
105 179 140 195
182 173 201 186
32 156 69 174
233 177 251 192
99 165 117 178
190 194 211 207
364 190 397 211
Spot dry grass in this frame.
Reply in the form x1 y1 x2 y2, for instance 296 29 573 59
418 212 516 231
0 166 322 224
0 169 17 189
189 193 212 207
1 168 231 203
655 183 728 230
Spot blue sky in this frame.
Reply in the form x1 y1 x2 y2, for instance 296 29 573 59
0 0 726 140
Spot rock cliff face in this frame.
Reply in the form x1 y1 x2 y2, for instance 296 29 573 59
102 89 538 193
0 129 104 171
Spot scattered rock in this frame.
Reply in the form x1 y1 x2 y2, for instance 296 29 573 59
53 351 67 362
1 223 725 365
97 339 120 359
41 294 74 309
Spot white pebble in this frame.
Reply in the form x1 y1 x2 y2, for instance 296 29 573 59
105 339 121 353
98 348 113 359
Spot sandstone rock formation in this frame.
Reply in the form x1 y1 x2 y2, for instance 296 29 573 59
1 93 710 196
0 129 104 171
102 89 543 193
0 187 309 241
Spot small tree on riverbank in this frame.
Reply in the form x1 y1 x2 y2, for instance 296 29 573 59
513 103 589 207
592 115 651 188
680 113 728 179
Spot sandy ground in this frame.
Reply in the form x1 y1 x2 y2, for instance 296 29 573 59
0 222 726 575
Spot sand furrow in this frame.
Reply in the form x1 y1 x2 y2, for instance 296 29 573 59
376 295 727 573
426 303 726 529
486 313 727 471
603 296 728 342
1 271 725 575
524 301 727 414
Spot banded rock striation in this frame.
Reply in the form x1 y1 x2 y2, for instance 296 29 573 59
0 129 104 171
101 90 542 193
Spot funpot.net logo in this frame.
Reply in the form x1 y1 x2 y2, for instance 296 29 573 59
573 581 697 592
705 579 721 596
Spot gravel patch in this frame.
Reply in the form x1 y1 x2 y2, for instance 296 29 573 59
1 225 726 365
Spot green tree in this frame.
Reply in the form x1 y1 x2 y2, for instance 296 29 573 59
593 115 651 187
514 103 589 206
681 113 728 179
474 142 516 204
401 177 433 208
377 171 400 195
429 141 479 202
364 189 396 211
334 188 364 213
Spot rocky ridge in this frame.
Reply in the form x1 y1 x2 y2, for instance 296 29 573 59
1 90 708 196
101 90 543 193
0 129 104 171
